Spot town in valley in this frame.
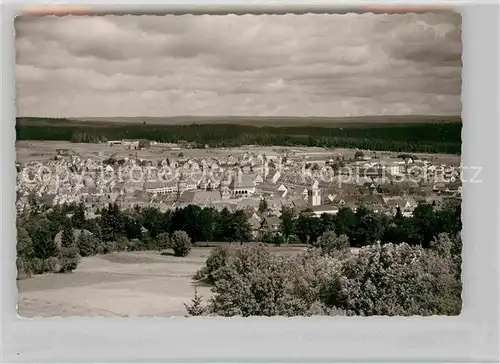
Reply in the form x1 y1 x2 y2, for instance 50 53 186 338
16 139 462 232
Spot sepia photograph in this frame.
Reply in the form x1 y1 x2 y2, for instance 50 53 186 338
15 12 463 318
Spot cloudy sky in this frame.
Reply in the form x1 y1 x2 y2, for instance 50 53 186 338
16 13 461 118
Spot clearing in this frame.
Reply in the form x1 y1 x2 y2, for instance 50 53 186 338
17 246 306 317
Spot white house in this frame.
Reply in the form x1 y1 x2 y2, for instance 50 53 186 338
277 184 288 198
122 139 140 149
310 205 339 217
253 174 264 185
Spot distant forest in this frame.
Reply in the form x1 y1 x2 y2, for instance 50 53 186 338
16 117 462 154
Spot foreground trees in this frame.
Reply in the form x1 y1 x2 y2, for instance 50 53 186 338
190 233 462 317
338 242 461 316
156 232 171 252
313 231 349 257
192 244 343 316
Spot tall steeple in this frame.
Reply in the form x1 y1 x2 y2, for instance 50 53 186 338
308 179 321 207
177 172 187 199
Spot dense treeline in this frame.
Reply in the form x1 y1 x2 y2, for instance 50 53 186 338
186 199 462 317
17 194 461 279
16 117 462 154
278 200 461 248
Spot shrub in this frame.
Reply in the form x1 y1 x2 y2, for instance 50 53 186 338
184 288 206 317
95 239 107 255
17 226 34 258
16 257 33 279
59 246 80 273
31 224 57 260
207 244 292 316
430 232 454 258
171 230 192 257
126 238 141 251
259 231 274 245
102 241 117 254
258 231 287 246
285 248 344 310
205 244 344 317
314 231 350 256
156 232 170 251
305 301 346 316
115 236 129 252
430 232 462 279
58 221 81 273
272 233 286 247
16 226 35 279
203 245 230 283
193 267 208 281
338 242 461 316
43 257 61 273
31 257 44 275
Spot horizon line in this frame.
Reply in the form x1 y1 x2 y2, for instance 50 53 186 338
18 113 462 119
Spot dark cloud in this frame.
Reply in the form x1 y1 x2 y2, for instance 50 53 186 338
388 42 462 67
15 13 462 117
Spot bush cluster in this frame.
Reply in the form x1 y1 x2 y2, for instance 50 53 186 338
187 232 462 317
170 230 192 257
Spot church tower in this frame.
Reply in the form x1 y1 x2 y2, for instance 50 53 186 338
177 173 187 199
220 173 231 200
308 180 321 207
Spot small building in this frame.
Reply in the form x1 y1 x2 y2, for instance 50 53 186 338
310 205 339 217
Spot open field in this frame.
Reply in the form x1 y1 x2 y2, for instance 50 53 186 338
16 140 335 163
17 246 307 317
16 140 461 166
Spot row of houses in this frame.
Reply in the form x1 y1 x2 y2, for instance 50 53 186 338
108 139 151 150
